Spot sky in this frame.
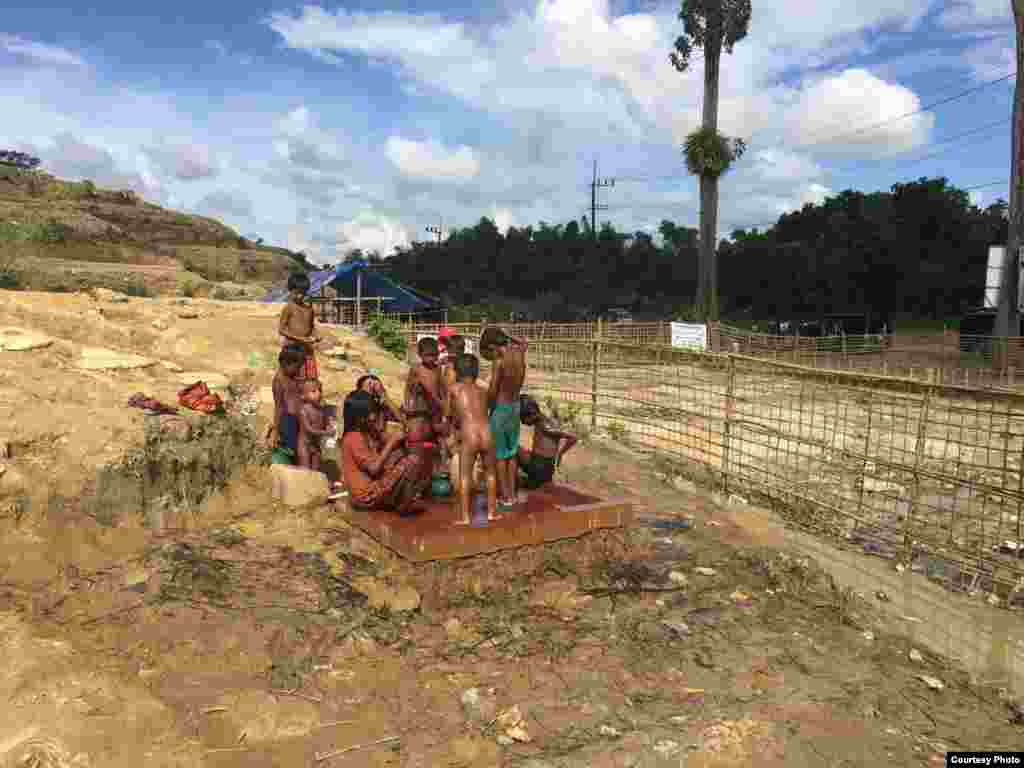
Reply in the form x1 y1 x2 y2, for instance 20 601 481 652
0 0 1016 263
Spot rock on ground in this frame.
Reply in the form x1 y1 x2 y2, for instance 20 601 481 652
0 328 54 351
76 347 156 370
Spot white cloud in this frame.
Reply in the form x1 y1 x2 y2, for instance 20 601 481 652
277 106 312 137
749 148 826 184
144 142 219 181
385 137 480 182
197 189 252 219
490 205 515 234
268 2 937 167
939 0 1012 30
334 211 411 256
0 35 86 68
782 69 933 156
960 35 1016 81
25 132 166 201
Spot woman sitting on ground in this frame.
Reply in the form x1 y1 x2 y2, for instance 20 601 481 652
340 389 431 514
355 373 404 425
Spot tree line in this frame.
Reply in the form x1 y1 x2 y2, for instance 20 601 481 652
369 177 1008 323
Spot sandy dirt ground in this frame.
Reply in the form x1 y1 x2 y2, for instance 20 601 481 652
1 292 1022 767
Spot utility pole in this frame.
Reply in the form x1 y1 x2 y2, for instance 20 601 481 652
425 221 443 247
590 159 614 241
996 0 1023 359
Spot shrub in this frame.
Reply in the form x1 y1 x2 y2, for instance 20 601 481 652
0 269 20 290
181 280 197 298
123 283 150 298
0 150 40 170
40 220 69 243
542 396 587 437
365 314 408 359
606 421 627 442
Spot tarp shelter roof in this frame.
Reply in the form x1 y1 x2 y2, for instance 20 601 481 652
261 260 443 314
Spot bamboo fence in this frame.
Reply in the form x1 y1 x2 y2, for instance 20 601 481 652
399 319 1024 392
396 324 1024 691
468 336 1024 597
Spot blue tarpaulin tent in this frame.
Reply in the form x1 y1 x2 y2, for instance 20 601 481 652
262 260 443 316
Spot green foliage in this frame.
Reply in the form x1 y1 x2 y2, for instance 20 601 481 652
0 268 20 290
366 314 408 359
670 0 753 72
543 396 587 438
606 421 627 442
0 219 70 243
683 126 746 178
181 280 197 298
671 303 700 322
372 176 1005 324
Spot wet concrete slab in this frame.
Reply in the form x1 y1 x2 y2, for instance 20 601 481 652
339 484 635 562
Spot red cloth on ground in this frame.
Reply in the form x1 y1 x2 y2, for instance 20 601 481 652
177 381 224 414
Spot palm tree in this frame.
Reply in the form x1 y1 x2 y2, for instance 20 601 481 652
670 0 751 323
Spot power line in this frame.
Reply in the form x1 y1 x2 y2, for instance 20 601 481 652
781 70 1016 154
611 69 1015 185
848 117 1010 171
742 65 1016 149
607 114 1011 185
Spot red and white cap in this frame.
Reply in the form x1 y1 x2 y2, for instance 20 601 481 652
437 326 456 340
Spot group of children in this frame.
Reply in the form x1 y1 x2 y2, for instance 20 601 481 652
271 271 578 519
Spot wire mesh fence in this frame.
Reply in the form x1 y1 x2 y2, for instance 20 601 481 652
398 330 1024 692
397 319 1024 392
516 339 1024 598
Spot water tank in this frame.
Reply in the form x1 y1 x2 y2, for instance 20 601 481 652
984 245 1004 309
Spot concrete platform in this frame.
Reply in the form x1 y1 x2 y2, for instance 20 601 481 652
339 484 635 562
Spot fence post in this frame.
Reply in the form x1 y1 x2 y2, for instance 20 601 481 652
591 318 602 432
1017 436 1024 552
906 386 933 563
722 355 736 494
856 397 874 531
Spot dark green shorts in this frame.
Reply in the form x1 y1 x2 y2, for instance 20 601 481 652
519 453 555 490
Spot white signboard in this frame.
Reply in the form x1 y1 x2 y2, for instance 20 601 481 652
670 322 707 351
416 333 477 355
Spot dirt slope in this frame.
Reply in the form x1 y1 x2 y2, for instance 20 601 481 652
0 167 314 296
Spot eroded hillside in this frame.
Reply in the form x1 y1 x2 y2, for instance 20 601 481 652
0 166 314 297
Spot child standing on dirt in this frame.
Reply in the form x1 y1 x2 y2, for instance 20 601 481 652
447 353 500 525
403 337 448 475
278 272 321 380
269 344 305 460
297 379 332 472
517 395 577 489
480 327 527 509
